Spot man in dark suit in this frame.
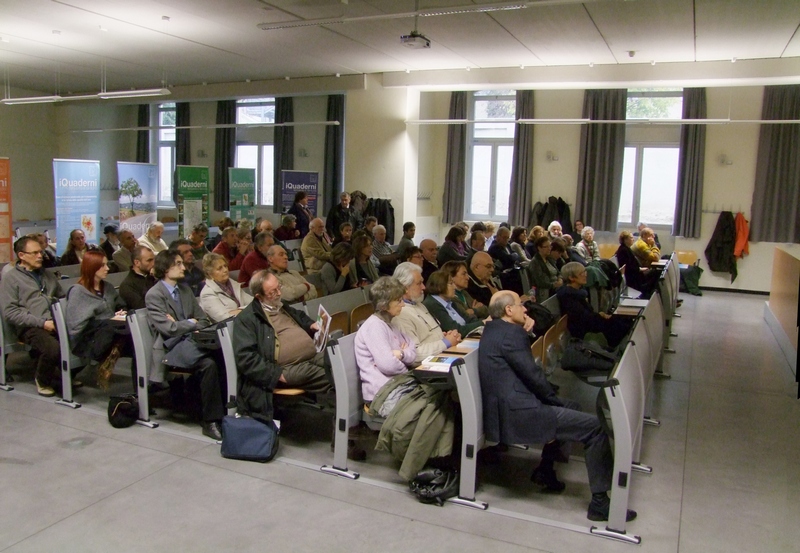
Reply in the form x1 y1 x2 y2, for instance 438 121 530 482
145 249 225 440
119 246 156 310
478 290 636 523
325 192 358 239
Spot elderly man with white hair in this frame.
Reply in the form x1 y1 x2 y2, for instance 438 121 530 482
547 221 563 240
137 221 169 253
371 224 399 274
300 218 333 274
391 262 462 363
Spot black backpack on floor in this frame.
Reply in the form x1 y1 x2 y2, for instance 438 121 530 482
524 301 557 339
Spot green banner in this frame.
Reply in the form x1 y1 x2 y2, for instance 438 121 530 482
175 165 210 238
228 167 256 226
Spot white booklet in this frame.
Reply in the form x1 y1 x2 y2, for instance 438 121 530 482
420 355 461 372
314 304 332 352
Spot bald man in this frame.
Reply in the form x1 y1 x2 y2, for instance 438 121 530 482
479 290 634 522
419 238 438 284
300 218 332 273
467 251 499 307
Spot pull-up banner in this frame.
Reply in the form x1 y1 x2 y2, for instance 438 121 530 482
53 159 100 256
175 165 209 238
228 167 256 226
0 158 11 263
281 170 318 216
117 162 158 238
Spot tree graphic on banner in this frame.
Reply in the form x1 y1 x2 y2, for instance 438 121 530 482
119 178 143 216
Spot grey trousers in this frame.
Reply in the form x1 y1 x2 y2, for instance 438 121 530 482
282 350 332 395
546 399 613 495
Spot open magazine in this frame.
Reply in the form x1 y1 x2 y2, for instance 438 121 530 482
313 303 332 352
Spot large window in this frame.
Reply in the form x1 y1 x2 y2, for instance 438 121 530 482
618 89 683 227
157 102 176 204
235 97 276 206
618 146 680 226
465 90 516 220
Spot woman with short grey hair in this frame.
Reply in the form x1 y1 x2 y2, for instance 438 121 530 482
275 214 300 241
354 276 416 402
575 226 600 263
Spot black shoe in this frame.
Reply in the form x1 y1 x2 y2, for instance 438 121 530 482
148 381 170 394
587 493 637 522
347 440 367 461
531 466 565 493
202 421 222 441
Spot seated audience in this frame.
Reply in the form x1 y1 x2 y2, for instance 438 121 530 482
615 230 659 297
363 216 378 238
442 260 488 319
100 225 120 261
466 230 486 260
145 249 226 440
287 192 312 238
419 238 439 283
29 232 59 269
0 236 65 396
563 234 588 266
300 218 333 274
198 253 252 323
479 290 635 522
488 226 520 271
396 222 416 259
239 231 274 286
483 221 497 250
528 236 563 304
212 227 247 271
332 222 353 246
510 226 531 262
188 223 211 260
391 262 461 363
570 219 585 243
319 243 356 295
65 250 128 388
575 226 601 263
372 225 398 275
636 221 661 249
467 251 499 308
274 214 300 242
547 220 563 240
233 270 331 395
402 246 424 267
267 245 317 303
524 226 545 258
355 276 417 402
112 229 137 272
556 262 632 348
437 225 468 266
422 270 485 336
549 237 568 272
631 227 661 268
350 234 380 285
60 229 90 265
205 217 233 252
171 239 205 296
138 221 168 253
118 245 156 310
469 221 487 235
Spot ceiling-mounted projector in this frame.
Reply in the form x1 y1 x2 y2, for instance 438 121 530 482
400 31 431 49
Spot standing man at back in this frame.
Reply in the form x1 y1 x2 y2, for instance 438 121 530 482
326 192 357 240
0 236 64 396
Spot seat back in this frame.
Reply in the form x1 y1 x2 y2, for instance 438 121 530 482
350 303 374 333
530 335 544 367
0 308 27 388
217 320 238 416
51 297 86 403
287 259 303 273
450 349 484 502
675 250 699 266
541 294 561 317
303 271 325 294
128 308 156 423
283 238 303 251
598 243 618 259
329 311 349 338
105 271 128 288
542 324 560 376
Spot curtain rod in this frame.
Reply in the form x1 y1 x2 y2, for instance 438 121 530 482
71 121 339 133
406 118 800 125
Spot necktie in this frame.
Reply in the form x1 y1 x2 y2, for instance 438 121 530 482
172 288 185 320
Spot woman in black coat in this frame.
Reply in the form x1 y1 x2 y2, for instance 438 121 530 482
614 230 658 298
287 191 313 238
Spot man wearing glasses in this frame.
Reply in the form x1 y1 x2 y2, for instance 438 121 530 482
467 251 500 307
0 236 65 396
145 249 225 440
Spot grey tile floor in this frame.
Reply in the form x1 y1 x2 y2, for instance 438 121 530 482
1 291 798 552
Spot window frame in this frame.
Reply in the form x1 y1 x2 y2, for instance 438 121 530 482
235 143 275 207
155 102 176 207
617 142 681 231
464 90 516 222
235 98 276 207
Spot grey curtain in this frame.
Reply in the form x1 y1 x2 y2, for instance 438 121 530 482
575 89 627 232
273 97 294 213
443 91 467 224
323 94 345 217
174 102 191 201
750 85 800 243
673 88 707 238
136 104 149 163
213 100 236 212
508 90 534 228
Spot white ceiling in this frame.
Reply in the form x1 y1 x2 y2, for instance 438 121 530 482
1 0 799 96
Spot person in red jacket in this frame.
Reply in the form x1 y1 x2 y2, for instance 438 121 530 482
238 231 275 286
212 227 248 271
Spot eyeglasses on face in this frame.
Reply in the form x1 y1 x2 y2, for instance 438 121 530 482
21 249 43 256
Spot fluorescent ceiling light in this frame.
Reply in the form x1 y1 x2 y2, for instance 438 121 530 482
1 95 63 105
98 88 171 99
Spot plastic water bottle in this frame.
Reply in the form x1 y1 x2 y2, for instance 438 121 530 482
528 286 537 302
